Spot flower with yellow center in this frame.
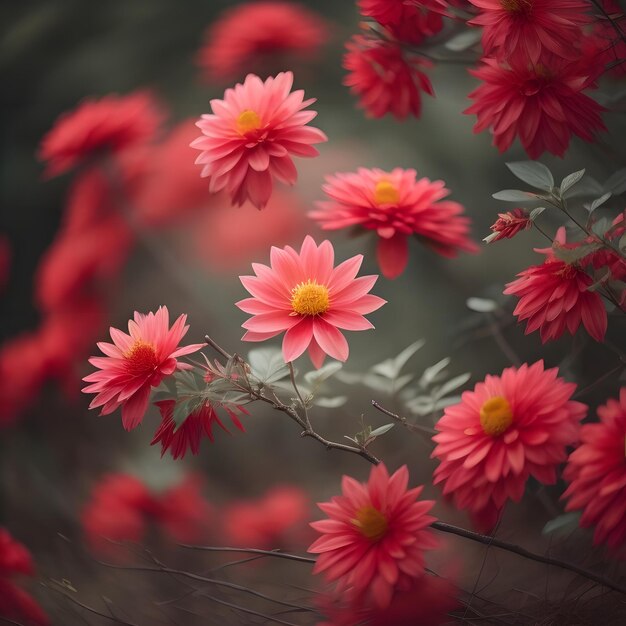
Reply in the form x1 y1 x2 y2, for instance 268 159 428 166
124 340 158 376
290 280 330 316
352 505 388 541
373 180 400 205
236 109 262 135
480 396 513 436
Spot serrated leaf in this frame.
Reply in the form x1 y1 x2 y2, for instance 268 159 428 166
247 347 290 384
552 242 601 264
542 512 581 535
466 297 497 313
529 206 546 221
444 28 482 51
586 192 612 213
369 423 395 438
506 161 554 191
560 169 585 195
603 167 626 195
492 189 540 202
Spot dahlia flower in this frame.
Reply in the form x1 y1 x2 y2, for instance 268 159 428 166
310 167 477 278
151 399 246 460
504 230 608 343
38 92 164 177
191 72 327 209
358 0 450 25
465 57 606 158
432 361 586 531
484 208 531 243
343 35 434 120
309 463 438 609
563 388 626 551
236 236 386 368
468 0 590 65
197 1 329 82
83 306 204 430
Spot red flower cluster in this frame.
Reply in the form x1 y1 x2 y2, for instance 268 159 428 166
484 208 531 243
0 529 48 625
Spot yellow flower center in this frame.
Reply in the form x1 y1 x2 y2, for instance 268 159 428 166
290 280 330 316
373 180 400 205
352 505 388 541
500 0 531 12
236 109 262 135
480 396 513 437
124 340 158 375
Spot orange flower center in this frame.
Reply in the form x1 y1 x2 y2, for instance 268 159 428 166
124 340 158 375
236 109 262 135
352 505 388 541
480 396 513 437
290 280 330 316
373 180 400 205
500 0 531 13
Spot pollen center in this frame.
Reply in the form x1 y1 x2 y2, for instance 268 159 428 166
480 396 513 437
236 109 262 135
124 340 158 375
290 280 330 316
500 0 531 12
352 505 388 541
374 180 400 205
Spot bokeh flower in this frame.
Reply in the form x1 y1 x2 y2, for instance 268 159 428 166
563 387 626 551
432 361 586 531
484 208 531 243
191 72 327 209
237 235 386 368
311 167 477 278
83 306 204 430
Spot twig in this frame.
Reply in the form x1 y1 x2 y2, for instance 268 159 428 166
288 361 311 429
486 313 521 366
179 545 316 564
204 335 232 361
371 400 436 436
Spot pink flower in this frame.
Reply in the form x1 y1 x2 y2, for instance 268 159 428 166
562 388 626 551
432 361 586 531
309 463 437 608
196 1 329 82
310 167 477 278
468 0 590 65
484 207 531 243
343 35 434 120
236 236 386 368
358 0 450 25
503 230 608 343
191 72 327 209
465 57 606 159
82 306 204 430
151 399 246 460
38 92 164 177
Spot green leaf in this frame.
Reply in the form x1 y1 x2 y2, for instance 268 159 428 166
369 423 395 438
586 192 612 214
466 297 497 313
434 373 471 398
304 361 342 388
603 167 626 195
444 28 482 51
419 358 451 387
506 161 554 191
552 242 602 265
560 169 585 195
619 232 626 251
587 266 611 292
529 206 546 221
371 340 425 380
542 512 581 535
492 189 540 202
315 396 348 408
247 347 290 385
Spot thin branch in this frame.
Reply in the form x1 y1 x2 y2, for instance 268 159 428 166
371 400 436 436
573 363 624 399
179 545 316 564
204 335 232 361
288 361 311 429
486 313 521 366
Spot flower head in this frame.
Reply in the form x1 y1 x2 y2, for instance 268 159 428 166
151 399 246 460
309 464 437 608
237 236 386 368
343 35 434 120
38 92 164 177
191 72 327 209
197 1 329 82
563 388 626 551
82 306 204 430
465 57 606 158
310 167 477 278
432 361 586 531
468 0 590 64
484 207 531 243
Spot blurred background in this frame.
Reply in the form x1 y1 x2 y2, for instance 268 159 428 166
1 1 625 623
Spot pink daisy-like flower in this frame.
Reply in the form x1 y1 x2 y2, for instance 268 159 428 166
236 236 386 368
563 388 626 551
38 92 164 178
468 0 590 65
191 72 327 209
484 207 531 243
343 35 434 120
432 361 586 531
310 167 477 279
358 0 451 25
151 399 246 460
82 306 204 431
196 1 329 82
503 229 608 343
308 463 438 609
465 57 606 159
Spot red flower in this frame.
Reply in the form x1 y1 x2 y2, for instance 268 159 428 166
39 92 164 177
465 57 606 158
197 1 329 82
484 208 531 243
343 35 434 120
